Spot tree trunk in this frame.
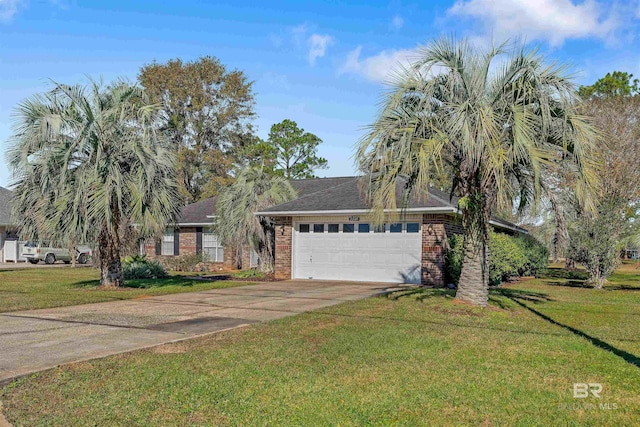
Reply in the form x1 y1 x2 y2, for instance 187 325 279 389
588 271 605 289
587 264 606 289
455 211 490 307
70 241 77 268
565 257 576 270
98 226 124 287
259 245 274 273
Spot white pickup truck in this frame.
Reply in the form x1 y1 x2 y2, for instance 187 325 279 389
22 242 91 265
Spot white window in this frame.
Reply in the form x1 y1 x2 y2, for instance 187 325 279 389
162 228 174 256
203 229 224 262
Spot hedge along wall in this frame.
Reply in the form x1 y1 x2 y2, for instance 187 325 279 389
445 231 548 286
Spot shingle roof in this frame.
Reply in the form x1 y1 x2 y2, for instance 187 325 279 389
290 176 357 197
177 176 525 234
175 177 358 225
259 176 526 234
260 176 459 213
177 197 217 224
0 186 13 226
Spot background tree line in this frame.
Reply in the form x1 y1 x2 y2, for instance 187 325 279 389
139 56 327 203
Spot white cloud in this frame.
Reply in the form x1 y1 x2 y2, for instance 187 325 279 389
448 0 618 46
391 15 404 30
307 33 334 66
0 0 22 22
290 23 309 47
339 46 417 83
268 33 283 48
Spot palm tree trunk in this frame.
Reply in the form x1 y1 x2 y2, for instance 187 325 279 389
259 245 274 273
455 219 490 306
98 226 124 287
70 240 77 268
455 181 492 307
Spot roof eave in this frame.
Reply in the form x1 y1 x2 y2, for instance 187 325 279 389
253 207 527 234
254 207 458 216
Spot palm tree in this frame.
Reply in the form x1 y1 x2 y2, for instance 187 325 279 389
7 79 182 287
356 38 599 306
215 165 296 272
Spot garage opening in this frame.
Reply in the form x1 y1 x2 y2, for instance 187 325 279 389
293 221 422 284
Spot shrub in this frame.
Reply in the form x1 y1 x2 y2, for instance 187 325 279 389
162 254 206 272
445 234 464 285
489 231 527 285
232 269 267 279
567 207 625 288
445 231 548 286
122 256 167 280
514 235 549 277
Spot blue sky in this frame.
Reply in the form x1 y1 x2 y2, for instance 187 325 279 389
1 0 639 187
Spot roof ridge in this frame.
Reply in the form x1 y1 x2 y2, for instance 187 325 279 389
292 176 357 182
424 187 456 208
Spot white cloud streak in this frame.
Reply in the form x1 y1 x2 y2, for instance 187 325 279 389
391 15 404 30
0 0 22 22
339 46 417 83
448 0 619 46
307 33 334 66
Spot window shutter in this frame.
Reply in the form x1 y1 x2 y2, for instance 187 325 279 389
155 240 161 256
196 227 203 256
174 229 180 256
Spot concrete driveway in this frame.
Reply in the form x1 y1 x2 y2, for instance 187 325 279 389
0 280 406 384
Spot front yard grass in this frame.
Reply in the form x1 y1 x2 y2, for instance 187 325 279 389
1 265 639 426
0 267 248 313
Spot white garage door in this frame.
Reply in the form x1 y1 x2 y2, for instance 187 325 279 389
293 221 422 284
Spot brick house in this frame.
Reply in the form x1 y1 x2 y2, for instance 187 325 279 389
141 197 254 269
140 178 366 269
145 176 525 283
256 176 525 286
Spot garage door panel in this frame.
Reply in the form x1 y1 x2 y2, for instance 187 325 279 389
294 226 422 284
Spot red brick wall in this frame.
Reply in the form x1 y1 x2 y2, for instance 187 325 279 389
178 227 197 256
240 246 251 270
144 238 157 258
143 227 236 268
223 245 239 269
274 216 292 280
143 227 197 258
421 214 447 286
421 213 464 286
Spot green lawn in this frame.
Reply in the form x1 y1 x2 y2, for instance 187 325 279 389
2 265 639 426
0 267 248 313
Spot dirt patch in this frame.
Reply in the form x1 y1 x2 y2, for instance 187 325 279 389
151 343 189 354
0 402 13 427
450 299 503 313
91 285 133 292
